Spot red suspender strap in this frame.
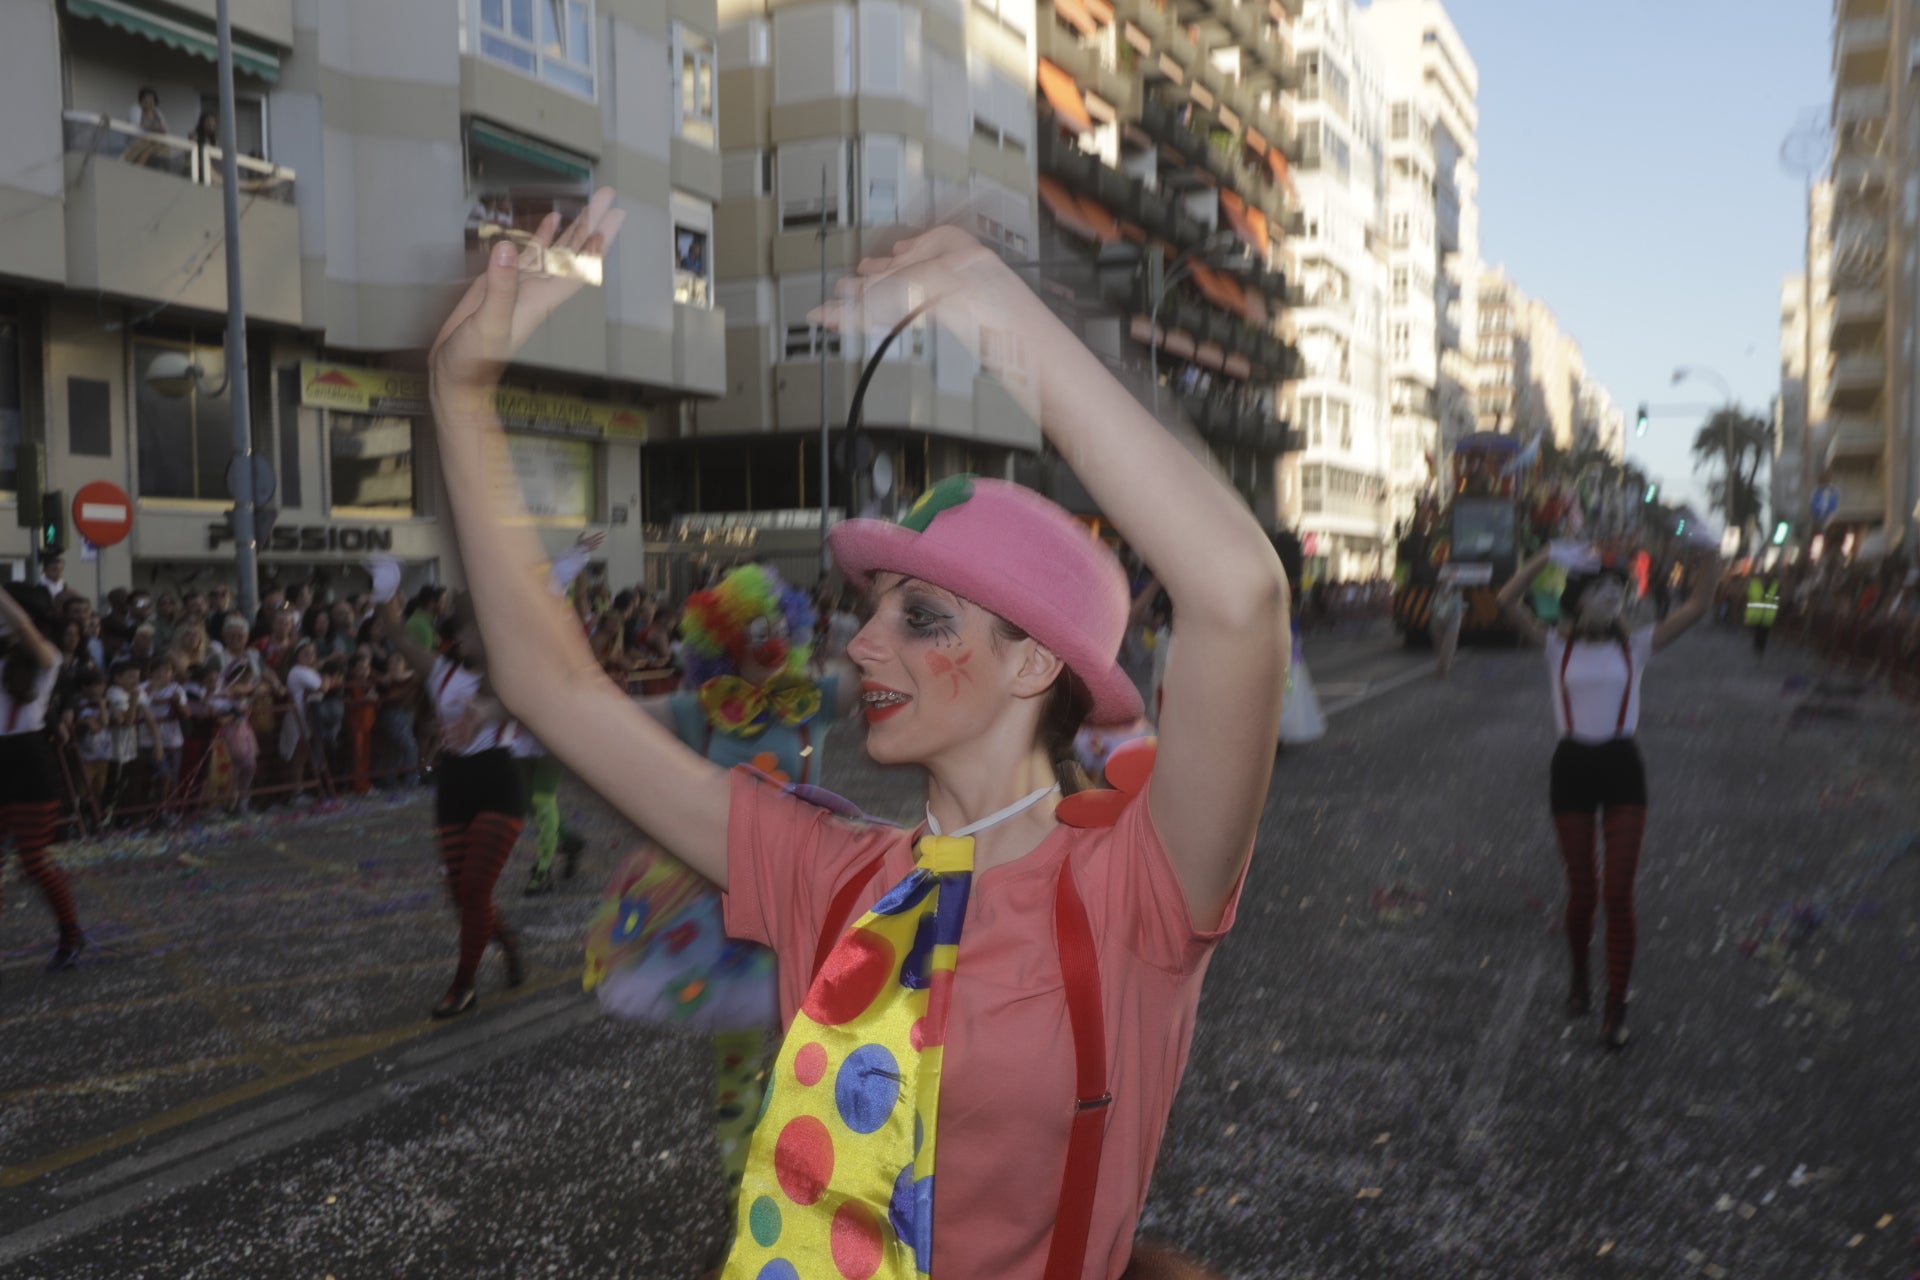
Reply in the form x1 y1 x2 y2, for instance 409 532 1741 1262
1043 856 1108 1280
1558 638 1635 739
812 854 886 983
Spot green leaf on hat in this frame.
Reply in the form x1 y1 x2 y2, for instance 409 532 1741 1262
899 474 976 533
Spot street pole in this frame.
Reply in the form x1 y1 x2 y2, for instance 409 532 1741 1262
215 0 259 621
818 166 830 581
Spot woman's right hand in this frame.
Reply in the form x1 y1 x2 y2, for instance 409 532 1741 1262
429 190 626 407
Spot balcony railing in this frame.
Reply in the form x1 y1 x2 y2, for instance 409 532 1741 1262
63 111 296 204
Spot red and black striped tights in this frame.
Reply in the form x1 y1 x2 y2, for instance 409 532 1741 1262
436 812 524 991
1 800 80 943
1552 806 1646 1008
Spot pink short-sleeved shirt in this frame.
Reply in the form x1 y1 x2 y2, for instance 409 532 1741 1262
722 769 1244 1280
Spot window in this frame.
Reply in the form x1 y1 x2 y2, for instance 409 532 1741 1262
474 0 596 98
507 434 594 520
675 24 717 148
197 93 269 160
722 149 774 199
864 137 902 226
778 139 850 229
465 120 594 235
1390 212 1410 247
330 415 420 512
1390 103 1409 140
781 278 842 361
1391 322 1411 361
675 225 711 306
135 337 235 502
1391 267 1409 305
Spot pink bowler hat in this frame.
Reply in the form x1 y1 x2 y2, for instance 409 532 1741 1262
827 476 1143 726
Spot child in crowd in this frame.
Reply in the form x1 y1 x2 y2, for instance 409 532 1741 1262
105 658 160 817
71 667 112 804
344 649 379 793
282 639 324 797
178 658 221 814
313 654 348 763
211 649 262 813
143 653 189 813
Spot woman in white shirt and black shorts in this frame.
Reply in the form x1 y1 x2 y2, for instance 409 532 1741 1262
1497 545 1720 1050
377 593 526 1019
0 585 85 971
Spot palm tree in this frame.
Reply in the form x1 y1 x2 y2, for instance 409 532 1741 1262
1690 409 1771 547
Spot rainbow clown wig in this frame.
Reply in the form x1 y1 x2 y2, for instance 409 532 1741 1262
679 564 815 687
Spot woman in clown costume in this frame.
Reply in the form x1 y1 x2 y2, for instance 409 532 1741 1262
428 202 1286 1278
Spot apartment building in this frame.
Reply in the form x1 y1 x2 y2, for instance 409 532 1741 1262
1355 0 1480 507
1778 180 1834 538
1 0 724 600
1824 0 1906 552
1023 0 1302 524
1282 0 1393 580
1473 265 1607 456
699 0 1048 553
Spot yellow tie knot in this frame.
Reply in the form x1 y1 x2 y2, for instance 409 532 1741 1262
915 835 976 875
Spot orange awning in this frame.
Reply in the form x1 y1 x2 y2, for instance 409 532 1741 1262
1191 264 1250 319
1038 59 1095 134
1084 0 1115 21
1219 189 1268 258
1246 205 1270 258
1038 174 1102 241
1264 147 1297 199
1053 0 1100 37
1075 194 1123 245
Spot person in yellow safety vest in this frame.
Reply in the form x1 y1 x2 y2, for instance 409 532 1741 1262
1745 576 1781 658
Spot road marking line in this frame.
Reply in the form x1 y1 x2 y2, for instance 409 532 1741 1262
1322 656 1448 719
0 970 578 1188
1454 952 1544 1151
0 993 597 1264
51 1094 317 1199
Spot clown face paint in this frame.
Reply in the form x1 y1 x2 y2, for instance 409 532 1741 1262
742 614 791 673
847 575 1020 767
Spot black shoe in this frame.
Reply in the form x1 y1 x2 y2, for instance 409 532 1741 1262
431 986 477 1019
1600 1000 1629 1051
1566 973 1591 1018
497 930 526 988
560 831 586 880
48 935 86 972
522 866 553 897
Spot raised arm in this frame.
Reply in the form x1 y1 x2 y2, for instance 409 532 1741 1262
1651 551 1722 652
0 590 59 670
1495 548 1552 649
821 228 1288 929
424 195 731 887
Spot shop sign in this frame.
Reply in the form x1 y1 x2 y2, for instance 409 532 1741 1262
206 522 396 554
300 362 647 440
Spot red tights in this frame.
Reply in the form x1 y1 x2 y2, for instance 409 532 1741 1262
1552 806 1646 1007
436 812 524 990
1 801 80 942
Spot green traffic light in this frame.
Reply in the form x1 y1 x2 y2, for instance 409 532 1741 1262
1643 484 1658 504
1635 404 1649 438
1772 521 1790 546
1676 519 1687 535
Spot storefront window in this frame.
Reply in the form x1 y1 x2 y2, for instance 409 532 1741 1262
135 339 232 501
329 414 420 512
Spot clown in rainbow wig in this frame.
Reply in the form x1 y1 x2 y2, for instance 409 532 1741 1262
633 563 862 1210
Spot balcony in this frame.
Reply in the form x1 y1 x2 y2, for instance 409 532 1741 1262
1834 84 1890 127
1828 351 1885 410
1827 467 1885 523
60 112 301 326
1829 283 1884 344
1834 14 1891 85
1823 415 1884 467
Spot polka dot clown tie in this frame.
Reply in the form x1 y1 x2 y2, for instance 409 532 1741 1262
722 786 1056 1279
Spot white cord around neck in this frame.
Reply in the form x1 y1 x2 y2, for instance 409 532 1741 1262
926 784 1060 839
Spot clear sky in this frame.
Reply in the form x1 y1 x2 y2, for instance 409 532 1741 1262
1435 0 1832 517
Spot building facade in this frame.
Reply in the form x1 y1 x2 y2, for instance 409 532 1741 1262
1473 265 1607 457
1824 0 1905 552
1 0 724 601
1779 180 1835 537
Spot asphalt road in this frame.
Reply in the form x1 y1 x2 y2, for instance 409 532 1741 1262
1 623 1915 1279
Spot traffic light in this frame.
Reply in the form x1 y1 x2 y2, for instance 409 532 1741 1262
1643 482 1659 504
1772 520 1791 546
1675 517 1687 536
14 442 42 531
1635 404 1649 438
40 489 65 553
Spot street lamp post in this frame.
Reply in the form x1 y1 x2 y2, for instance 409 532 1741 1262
1672 364 1742 552
214 0 259 621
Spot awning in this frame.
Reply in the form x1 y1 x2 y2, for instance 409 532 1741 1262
1038 59 1095 134
68 0 282 82
1039 175 1102 241
469 120 595 183
1219 189 1269 257
1075 195 1123 245
1190 264 1249 319
1054 0 1101 37
1264 146 1296 199
1246 206 1270 260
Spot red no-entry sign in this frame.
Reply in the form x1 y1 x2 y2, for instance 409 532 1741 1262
72 481 134 548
